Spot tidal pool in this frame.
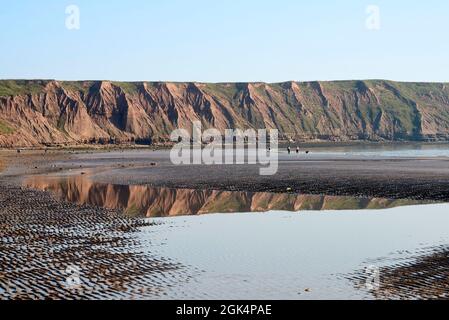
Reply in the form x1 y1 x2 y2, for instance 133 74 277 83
24 173 429 217
144 205 449 299
21 173 449 299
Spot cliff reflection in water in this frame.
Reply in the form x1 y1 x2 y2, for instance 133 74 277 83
24 174 428 217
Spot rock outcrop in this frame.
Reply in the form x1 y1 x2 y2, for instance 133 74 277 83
2 79 449 147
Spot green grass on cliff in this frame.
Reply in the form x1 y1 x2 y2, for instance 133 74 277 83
61 81 95 93
202 83 239 100
0 80 143 96
112 82 141 95
0 80 49 97
0 120 14 135
61 81 142 95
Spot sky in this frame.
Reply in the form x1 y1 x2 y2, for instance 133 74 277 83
0 0 448 83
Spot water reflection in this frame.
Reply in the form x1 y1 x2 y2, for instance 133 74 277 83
24 174 429 217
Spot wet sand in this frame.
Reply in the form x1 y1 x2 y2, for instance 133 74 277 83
0 183 197 299
5 149 449 201
350 245 449 300
101 159 449 201
0 151 195 300
376 245 449 299
1 148 448 300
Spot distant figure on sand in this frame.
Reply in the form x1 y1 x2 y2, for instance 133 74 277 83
287 146 291 154
296 147 300 154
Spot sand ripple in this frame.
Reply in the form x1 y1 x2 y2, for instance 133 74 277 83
350 245 449 300
0 183 192 300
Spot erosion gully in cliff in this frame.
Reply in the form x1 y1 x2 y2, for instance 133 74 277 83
1 79 449 148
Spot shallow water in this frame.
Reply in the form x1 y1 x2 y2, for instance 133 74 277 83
59 142 449 164
20 173 449 299
23 173 430 216
144 205 449 299
292 142 449 158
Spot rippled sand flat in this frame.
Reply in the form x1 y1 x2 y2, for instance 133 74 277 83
367 245 449 299
1 149 448 300
0 184 193 300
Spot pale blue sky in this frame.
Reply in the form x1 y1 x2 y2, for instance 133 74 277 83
1 0 448 82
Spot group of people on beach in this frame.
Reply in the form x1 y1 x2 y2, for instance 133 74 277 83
287 146 309 154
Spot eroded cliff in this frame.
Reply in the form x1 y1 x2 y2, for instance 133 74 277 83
1 79 449 147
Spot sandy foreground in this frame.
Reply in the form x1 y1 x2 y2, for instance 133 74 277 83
0 150 194 299
0 149 448 299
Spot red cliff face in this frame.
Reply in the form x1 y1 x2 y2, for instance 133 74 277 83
1 80 449 147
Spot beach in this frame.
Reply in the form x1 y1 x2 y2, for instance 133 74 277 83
0 145 448 299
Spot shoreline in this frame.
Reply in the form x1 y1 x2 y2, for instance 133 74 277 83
3 140 449 152
3 148 449 201
1 149 448 300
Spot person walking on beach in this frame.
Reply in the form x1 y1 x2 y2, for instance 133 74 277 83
296 146 300 154
287 146 291 154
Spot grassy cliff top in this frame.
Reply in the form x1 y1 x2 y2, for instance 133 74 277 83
0 79 448 98
0 80 51 97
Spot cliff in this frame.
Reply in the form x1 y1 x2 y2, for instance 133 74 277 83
1 79 449 147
